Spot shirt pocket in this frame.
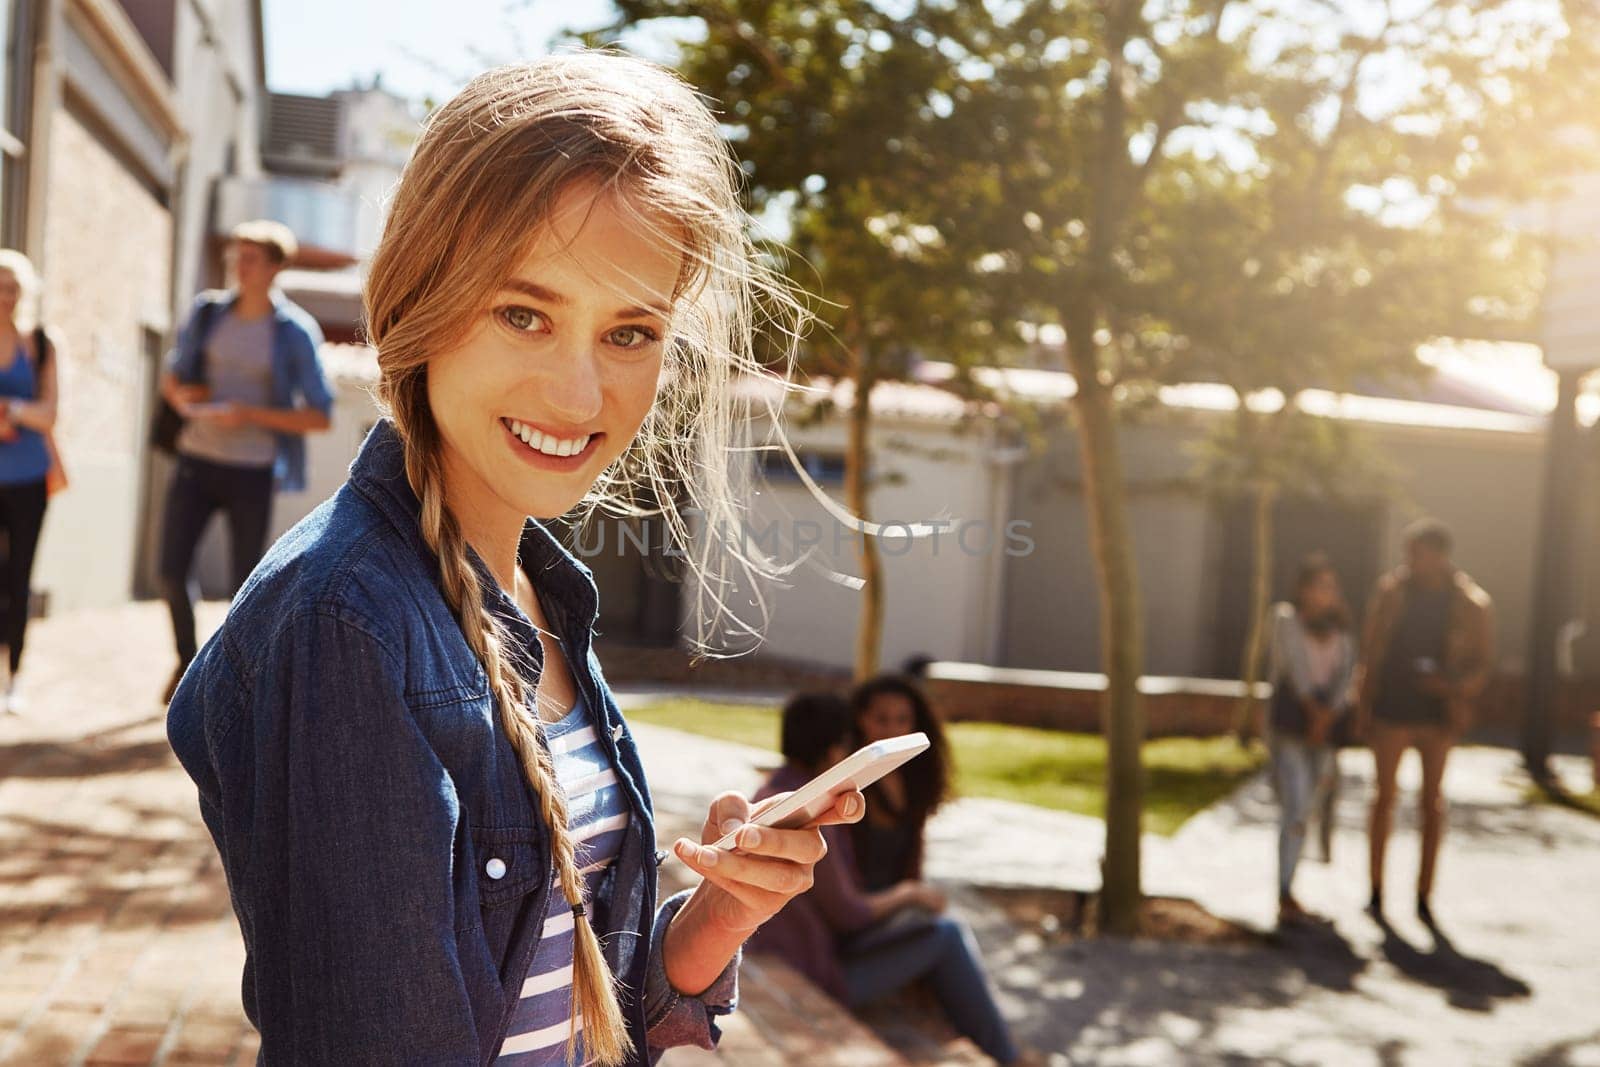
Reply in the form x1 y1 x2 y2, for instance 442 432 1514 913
469 825 550 910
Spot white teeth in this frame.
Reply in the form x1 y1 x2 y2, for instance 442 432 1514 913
506 418 589 458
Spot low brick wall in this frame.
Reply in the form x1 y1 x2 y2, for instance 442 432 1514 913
920 664 1264 738
595 641 1600 744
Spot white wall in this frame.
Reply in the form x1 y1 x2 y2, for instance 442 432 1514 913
697 415 1013 671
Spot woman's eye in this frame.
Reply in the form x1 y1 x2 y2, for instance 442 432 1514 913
607 325 660 350
498 306 545 333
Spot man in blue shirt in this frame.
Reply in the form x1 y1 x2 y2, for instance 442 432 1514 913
159 220 334 702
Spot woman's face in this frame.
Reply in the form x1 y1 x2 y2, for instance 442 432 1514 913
1301 570 1342 616
428 182 679 522
0 269 19 322
859 693 917 745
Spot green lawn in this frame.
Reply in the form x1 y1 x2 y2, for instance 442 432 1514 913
626 698 1265 835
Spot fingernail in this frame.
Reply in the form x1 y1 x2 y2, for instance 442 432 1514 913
696 845 719 867
674 839 695 861
719 818 743 837
845 794 862 817
740 826 762 849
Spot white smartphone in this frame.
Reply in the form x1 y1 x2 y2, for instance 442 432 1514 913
710 732 931 851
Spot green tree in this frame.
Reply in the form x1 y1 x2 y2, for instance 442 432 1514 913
927 0 1599 932
600 1 1006 680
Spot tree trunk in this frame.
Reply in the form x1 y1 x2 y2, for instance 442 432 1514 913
1232 481 1278 744
1064 321 1145 936
846 370 883 682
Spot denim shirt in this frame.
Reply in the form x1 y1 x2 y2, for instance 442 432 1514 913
166 420 736 1065
167 288 333 492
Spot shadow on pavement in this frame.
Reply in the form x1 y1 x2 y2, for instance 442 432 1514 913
0 714 171 778
1374 914 1532 1013
1519 1029 1600 1066
1266 919 1368 993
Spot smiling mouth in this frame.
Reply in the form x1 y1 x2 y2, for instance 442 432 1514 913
501 417 599 459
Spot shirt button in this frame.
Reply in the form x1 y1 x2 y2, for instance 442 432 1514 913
485 858 507 880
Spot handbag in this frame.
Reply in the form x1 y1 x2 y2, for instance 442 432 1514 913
31 326 67 497
151 300 220 453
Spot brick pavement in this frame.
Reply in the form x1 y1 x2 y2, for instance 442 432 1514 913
0 602 256 1066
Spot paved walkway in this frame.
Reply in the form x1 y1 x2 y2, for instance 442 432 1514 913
2 606 1597 1066
0 603 253 1066
621 694 1600 1067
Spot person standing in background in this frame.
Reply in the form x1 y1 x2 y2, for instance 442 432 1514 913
1358 519 1494 924
158 221 333 703
1266 553 1358 926
0 250 59 715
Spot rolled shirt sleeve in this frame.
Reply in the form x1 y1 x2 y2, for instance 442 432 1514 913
642 889 740 1054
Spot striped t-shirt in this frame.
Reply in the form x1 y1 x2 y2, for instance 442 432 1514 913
496 692 631 1064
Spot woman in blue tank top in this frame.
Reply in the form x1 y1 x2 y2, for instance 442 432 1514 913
0 250 58 716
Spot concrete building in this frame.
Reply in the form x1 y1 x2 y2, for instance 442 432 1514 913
0 0 261 614
737 350 1600 686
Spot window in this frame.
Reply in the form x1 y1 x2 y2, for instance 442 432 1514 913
760 449 847 487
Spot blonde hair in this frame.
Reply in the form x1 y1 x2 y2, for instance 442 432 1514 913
364 50 807 1065
0 249 40 330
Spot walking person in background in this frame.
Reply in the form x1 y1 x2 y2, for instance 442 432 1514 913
849 673 954 893
0 250 60 716
1267 553 1358 926
1358 519 1494 924
157 220 333 703
750 692 1031 1065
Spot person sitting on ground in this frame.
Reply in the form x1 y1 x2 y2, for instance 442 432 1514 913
849 673 954 893
749 691 1026 1066
1266 552 1358 927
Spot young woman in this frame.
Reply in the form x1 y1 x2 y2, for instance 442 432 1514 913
1267 553 1358 926
750 693 1026 1065
849 673 954 892
0 250 59 716
167 53 859 1066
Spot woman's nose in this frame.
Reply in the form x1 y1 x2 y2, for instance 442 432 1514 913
538 341 604 424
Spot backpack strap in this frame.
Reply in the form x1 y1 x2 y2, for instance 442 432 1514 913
190 297 223 384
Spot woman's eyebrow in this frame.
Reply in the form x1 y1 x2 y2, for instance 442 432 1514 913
500 277 669 318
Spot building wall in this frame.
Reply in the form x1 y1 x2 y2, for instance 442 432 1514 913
165 0 261 302
1001 417 1217 677
35 101 171 611
1001 410 1552 680
720 416 1009 671
1367 423 1546 673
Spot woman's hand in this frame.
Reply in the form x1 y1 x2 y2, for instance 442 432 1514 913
673 789 864 936
906 880 947 913
661 789 864 996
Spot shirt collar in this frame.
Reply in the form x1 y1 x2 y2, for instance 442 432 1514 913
346 419 601 637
